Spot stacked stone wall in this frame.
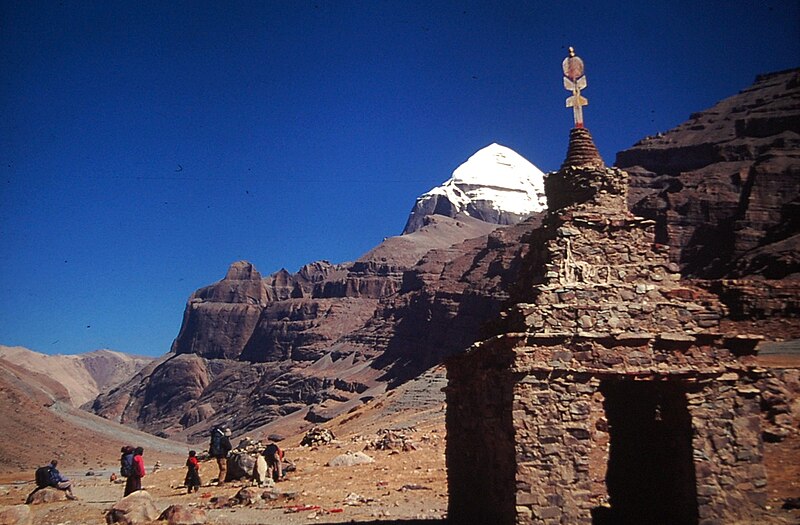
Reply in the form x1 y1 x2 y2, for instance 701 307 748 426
512 372 603 524
508 211 728 337
688 376 767 524
447 145 770 524
502 346 768 524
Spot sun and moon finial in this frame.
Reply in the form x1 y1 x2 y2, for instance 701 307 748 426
563 46 588 128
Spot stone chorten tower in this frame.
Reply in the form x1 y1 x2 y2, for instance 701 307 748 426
445 51 766 525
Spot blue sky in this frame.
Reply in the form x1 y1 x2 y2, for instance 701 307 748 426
1 1 798 357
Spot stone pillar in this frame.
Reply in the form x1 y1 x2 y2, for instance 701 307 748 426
446 345 517 525
513 372 597 524
689 378 767 525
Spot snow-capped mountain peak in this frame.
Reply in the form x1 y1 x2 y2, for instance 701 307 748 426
403 143 547 234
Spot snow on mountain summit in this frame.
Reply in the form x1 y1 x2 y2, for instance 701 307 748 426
403 143 547 234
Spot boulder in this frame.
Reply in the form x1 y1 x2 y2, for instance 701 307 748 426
157 505 207 525
25 487 66 504
326 451 374 467
225 452 255 481
106 490 159 525
366 429 416 451
0 505 31 525
231 487 263 506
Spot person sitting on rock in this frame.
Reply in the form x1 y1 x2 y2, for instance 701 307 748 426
45 460 78 500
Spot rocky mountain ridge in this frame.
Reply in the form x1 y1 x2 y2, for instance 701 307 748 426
90 213 518 440
87 70 798 444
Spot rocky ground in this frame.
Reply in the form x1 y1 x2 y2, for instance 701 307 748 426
1 358 798 525
0 400 449 525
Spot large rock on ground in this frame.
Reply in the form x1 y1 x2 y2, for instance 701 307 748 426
106 490 159 525
0 505 31 525
225 452 255 481
326 451 374 467
157 505 207 525
24 487 66 504
231 487 263 506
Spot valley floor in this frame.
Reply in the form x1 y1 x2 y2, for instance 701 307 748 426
0 363 798 524
1 421 798 524
0 412 448 524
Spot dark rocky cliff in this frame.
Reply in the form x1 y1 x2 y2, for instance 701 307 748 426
91 214 517 439
618 68 799 278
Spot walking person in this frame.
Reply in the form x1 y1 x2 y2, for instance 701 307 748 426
124 447 146 496
208 427 232 484
184 450 201 493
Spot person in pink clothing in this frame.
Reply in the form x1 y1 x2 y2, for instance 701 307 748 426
124 447 146 496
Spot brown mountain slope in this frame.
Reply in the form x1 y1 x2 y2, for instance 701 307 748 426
0 345 153 407
0 358 186 475
618 68 800 278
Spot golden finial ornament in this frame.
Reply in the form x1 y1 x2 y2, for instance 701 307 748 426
562 47 588 128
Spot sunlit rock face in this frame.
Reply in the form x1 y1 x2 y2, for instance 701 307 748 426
403 143 547 234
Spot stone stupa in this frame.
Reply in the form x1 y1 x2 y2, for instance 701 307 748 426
445 49 767 525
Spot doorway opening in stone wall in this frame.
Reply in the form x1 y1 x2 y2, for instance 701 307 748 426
594 379 698 525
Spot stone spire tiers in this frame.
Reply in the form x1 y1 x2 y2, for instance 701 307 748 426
559 47 604 170
560 126 605 170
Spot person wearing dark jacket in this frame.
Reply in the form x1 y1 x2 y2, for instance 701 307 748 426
209 427 232 484
29 460 77 500
263 443 283 482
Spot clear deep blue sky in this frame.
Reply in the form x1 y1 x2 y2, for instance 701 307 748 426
1 1 798 357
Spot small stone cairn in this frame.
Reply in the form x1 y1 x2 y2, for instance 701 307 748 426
234 436 264 455
300 427 336 447
364 429 416 452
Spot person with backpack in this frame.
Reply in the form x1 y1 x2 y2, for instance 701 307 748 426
119 446 134 475
263 442 284 482
208 427 232 484
30 460 77 500
184 450 201 493
124 447 146 496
